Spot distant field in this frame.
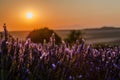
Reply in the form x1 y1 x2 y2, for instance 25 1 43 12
9 31 30 40
7 27 120 43
83 28 120 43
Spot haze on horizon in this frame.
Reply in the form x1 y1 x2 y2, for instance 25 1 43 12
0 0 120 31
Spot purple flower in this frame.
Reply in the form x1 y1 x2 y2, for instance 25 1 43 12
52 63 56 70
69 76 72 79
78 74 82 78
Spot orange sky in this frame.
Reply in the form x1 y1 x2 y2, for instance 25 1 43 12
0 0 120 31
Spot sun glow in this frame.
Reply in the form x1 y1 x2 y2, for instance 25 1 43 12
26 12 33 19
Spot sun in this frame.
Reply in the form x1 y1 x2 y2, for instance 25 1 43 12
26 12 33 19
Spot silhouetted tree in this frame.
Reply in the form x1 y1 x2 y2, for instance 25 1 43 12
65 30 83 43
27 27 61 44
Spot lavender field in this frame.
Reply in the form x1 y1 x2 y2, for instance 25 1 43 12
0 27 120 80
1 0 120 80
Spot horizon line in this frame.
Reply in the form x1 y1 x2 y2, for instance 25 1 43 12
0 26 120 32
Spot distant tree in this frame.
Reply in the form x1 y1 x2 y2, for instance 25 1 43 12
65 30 83 43
27 27 61 44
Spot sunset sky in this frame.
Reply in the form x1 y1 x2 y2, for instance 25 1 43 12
0 0 120 31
